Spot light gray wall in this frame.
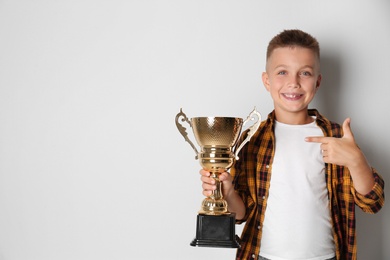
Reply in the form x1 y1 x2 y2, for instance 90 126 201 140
0 1 389 259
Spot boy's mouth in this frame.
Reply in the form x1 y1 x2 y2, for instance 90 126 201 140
282 93 303 100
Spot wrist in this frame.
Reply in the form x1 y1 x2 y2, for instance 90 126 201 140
223 186 234 199
348 151 370 171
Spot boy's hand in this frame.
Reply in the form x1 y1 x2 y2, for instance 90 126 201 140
306 118 375 194
305 118 364 168
199 169 234 198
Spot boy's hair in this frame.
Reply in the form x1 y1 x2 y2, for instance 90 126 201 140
266 29 320 60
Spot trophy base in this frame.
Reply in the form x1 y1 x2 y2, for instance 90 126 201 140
190 213 240 248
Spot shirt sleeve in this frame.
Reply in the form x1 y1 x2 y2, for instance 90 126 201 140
352 168 385 214
230 165 256 224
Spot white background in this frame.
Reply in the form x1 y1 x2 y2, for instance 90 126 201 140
0 1 389 259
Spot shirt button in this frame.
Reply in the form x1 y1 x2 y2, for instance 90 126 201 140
257 225 261 230
252 254 256 258
266 165 269 169
262 196 266 200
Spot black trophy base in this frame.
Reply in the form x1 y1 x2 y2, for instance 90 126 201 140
190 213 240 248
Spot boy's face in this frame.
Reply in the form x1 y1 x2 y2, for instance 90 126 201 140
262 46 321 123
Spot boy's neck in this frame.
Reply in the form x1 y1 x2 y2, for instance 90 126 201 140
274 109 314 125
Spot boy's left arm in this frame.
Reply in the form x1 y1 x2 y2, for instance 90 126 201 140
306 118 385 212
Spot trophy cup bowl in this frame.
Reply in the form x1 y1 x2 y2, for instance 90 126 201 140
191 116 243 215
175 108 261 248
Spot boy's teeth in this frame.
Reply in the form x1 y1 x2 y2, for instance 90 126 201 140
286 94 298 98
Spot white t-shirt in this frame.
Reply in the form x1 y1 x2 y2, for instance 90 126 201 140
259 119 335 260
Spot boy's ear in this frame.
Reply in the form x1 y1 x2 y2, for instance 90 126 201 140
316 74 322 89
262 72 270 91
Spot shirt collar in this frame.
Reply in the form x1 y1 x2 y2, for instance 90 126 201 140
265 109 327 128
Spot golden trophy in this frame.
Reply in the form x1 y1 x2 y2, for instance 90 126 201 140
175 108 261 248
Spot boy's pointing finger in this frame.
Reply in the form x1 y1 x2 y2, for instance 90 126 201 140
305 136 329 143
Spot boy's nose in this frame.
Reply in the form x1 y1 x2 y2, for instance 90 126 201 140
288 75 301 88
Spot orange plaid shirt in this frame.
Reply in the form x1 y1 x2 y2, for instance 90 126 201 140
231 109 385 260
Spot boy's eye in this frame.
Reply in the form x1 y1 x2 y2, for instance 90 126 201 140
301 71 312 76
277 71 287 75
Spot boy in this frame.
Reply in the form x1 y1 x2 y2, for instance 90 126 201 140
200 29 385 260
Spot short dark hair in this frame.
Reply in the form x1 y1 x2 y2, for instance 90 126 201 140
266 29 320 60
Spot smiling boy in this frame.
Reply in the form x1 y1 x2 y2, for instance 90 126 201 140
200 29 384 260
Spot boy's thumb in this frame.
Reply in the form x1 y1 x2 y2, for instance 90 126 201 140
342 118 354 139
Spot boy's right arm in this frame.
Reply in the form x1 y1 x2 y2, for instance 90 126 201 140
200 169 246 220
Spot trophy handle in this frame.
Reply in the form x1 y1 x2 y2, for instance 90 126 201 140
234 107 261 160
175 108 199 159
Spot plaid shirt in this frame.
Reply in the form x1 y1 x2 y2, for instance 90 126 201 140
231 109 385 260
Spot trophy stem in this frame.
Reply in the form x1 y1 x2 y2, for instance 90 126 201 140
210 172 223 200
199 170 229 215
